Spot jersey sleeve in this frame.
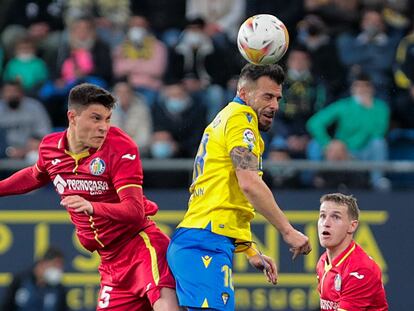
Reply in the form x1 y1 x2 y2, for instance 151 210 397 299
110 140 143 192
339 267 380 310
225 111 261 158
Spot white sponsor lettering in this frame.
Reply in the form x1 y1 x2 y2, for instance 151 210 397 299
53 175 67 194
320 298 339 310
52 174 109 195
350 272 365 279
121 154 136 160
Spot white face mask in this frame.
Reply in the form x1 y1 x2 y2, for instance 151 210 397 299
128 27 147 44
16 53 35 61
43 267 63 286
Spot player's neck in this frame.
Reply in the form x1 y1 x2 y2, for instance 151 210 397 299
66 129 88 154
326 239 353 263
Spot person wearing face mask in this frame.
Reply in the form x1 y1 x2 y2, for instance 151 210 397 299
113 15 167 107
1 247 68 311
3 37 48 93
151 79 207 159
307 72 391 191
0 80 52 160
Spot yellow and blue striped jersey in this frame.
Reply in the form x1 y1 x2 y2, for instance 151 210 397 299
178 100 265 242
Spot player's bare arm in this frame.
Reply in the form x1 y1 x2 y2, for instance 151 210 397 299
230 146 258 170
231 147 311 259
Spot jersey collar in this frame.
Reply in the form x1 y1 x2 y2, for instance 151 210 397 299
329 240 356 268
233 96 247 105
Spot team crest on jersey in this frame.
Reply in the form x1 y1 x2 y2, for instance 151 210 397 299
334 274 342 291
243 129 255 151
89 158 106 175
245 113 253 123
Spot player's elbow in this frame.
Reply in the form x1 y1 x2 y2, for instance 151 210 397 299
236 171 261 195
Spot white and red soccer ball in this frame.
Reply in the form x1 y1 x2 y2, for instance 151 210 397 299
237 14 289 65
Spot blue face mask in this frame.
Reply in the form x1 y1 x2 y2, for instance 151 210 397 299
165 98 188 114
151 141 174 159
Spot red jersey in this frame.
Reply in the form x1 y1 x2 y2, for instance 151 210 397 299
36 127 151 255
316 241 388 311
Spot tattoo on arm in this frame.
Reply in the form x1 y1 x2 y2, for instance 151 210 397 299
230 147 258 170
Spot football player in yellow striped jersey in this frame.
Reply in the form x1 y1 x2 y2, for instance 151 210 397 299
167 63 312 311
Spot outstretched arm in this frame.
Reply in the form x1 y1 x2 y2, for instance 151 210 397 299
0 166 49 196
231 146 311 259
60 186 157 228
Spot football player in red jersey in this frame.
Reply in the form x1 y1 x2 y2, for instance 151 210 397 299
0 83 180 311
316 193 388 311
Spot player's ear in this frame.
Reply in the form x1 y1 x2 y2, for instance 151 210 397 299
238 86 249 103
67 109 76 125
347 220 359 234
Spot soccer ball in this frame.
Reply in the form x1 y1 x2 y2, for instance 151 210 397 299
237 14 289 65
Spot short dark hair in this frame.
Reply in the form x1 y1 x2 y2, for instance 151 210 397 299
40 247 64 262
239 63 285 86
320 193 360 220
68 83 116 110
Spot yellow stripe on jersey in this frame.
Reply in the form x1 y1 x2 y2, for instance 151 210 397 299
89 216 105 248
139 231 160 285
116 184 142 193
178 102 265 242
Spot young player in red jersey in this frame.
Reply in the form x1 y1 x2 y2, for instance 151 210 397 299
0 83 179 311
316 193 388 311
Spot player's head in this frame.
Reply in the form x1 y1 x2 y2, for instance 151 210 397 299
67 83 116 150
318 193 359 253
237 64 284 131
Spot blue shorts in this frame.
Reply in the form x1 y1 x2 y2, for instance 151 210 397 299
167 228 235 310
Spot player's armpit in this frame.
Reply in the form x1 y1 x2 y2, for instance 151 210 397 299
230 146 258 170
0 166 49 196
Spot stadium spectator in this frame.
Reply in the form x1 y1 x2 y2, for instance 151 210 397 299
296 14 347 100
131 0 186 47
39 16 112 128
166 17 228 121
151 79 207 159
167 64 311 310
1 247 67 311
112 15 167 107
336 7 400 100
3 37 48 95
0 80 52 160
306 72 391 191
64 0 131 49
268 45 327 163
316 193 388 310
0 0 65 68
186 0 246 46
0 83 179 310
111 81 153 157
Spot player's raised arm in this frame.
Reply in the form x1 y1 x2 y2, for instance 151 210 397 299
0 165 49 197
231 147 311 259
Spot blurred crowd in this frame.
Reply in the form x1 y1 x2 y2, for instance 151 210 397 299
0 0 413 191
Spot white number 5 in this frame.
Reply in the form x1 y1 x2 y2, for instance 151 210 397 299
98 285 113 308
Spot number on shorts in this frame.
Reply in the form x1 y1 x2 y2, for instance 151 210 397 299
98 285 113 308
221 265 234 290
